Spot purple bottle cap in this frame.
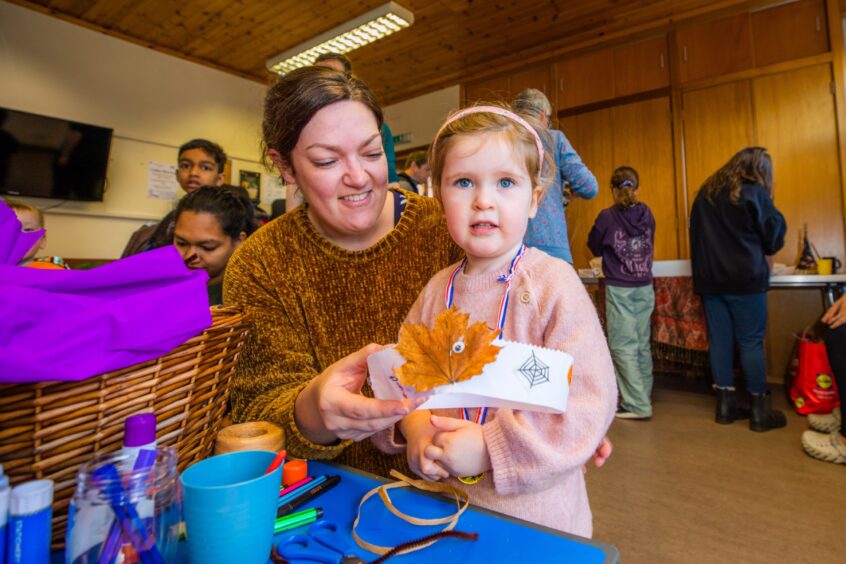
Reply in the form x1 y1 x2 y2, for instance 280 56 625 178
124 413 157 447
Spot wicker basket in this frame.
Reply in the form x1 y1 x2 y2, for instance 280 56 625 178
0 306 250 547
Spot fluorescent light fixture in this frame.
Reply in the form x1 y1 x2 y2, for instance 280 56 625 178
266 2 414 75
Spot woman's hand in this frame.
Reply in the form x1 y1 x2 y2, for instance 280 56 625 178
400 410 449 481
821 294 846 329
295 343 422 444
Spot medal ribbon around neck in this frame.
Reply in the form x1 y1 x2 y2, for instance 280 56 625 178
443 243 527 476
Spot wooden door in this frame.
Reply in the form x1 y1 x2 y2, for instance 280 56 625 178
751 0 828 68
676 12 754 83
614 36 670 97
464 76 510 106
754 64 843 385
752 63 844 265
510 66 551 98
560 108 615 269
555 48 615 110
680 80 756 233
611 97 679 261
561 97 677 269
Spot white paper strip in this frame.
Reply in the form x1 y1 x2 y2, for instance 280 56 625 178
367 340 572 413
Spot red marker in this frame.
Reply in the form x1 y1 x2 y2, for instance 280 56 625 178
264 450 287 475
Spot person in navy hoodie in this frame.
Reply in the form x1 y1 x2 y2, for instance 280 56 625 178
690 147 787 432
588 166 656 420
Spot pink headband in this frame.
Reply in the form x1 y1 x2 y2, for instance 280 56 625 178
434 105 545 163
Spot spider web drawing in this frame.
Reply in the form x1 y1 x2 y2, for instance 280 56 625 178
518 351 550 388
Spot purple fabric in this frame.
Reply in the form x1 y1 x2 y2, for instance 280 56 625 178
1 200 44 265
0 245 212 383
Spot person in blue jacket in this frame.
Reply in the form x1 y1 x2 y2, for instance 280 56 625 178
512 89 597 263
690 147 787 432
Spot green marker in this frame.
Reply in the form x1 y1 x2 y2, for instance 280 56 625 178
274 507 323 534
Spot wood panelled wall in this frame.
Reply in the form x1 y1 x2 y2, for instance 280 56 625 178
462 0 846 380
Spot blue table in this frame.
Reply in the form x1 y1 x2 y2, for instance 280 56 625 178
274 460 619 563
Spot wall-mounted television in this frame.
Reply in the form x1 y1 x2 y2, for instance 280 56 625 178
0 107 112 202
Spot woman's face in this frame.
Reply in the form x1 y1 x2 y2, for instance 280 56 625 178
174 211 244 281
272 101 388 246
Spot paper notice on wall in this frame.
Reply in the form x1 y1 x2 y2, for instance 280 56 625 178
262 174 285 205
147 162 179 200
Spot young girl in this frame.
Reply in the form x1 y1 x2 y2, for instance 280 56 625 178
378 106 617 537
588 167 656 420
6 199 69 270
173 186 256 306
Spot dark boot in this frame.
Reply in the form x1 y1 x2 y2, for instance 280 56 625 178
715 388 750 424
749 392 787 432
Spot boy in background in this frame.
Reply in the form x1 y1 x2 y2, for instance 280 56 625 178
122 139 227 256
6 199 69 269
396 151 430 195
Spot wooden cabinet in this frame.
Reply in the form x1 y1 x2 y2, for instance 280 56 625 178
676 0 829 84
464 75 510 105
463 66 550 106
681 81 756 214
510 66 551 97
555 36 669 111
751 0 828 68
676 12 754 83
561 97 678 269
614 36 669 97
681 63 843 265
555 48 615 110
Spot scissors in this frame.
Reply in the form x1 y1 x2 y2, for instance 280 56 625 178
277 520 365 564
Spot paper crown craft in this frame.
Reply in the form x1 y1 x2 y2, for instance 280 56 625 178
368 307 573 414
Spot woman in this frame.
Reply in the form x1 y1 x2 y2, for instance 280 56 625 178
173 185 256 305
224 67 611 477
223 67 462 477
689 147 787 432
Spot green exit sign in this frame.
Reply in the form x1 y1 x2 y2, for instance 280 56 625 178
393 133 413 144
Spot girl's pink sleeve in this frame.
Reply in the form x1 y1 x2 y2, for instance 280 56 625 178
482 266 617 495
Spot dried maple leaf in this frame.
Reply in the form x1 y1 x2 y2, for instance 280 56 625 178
394 306 501 392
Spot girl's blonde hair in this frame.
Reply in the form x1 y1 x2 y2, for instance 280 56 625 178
428 103 553 203
610 166 639 209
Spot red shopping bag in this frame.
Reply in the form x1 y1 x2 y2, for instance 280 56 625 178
789 333 840 414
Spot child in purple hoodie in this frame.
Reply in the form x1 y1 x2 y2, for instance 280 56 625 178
588 166 656 420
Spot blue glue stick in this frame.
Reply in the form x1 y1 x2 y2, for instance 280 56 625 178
7 479 53 564
0 475 10 564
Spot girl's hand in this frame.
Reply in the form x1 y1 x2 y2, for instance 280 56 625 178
295 344 423 444
584 436 613 473
425 415 491 478
821 295 846 329
400 410 449 481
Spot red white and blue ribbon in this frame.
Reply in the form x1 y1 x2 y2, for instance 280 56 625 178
443 244 527 424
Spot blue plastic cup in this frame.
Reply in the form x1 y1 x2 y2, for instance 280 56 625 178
180 450 282 564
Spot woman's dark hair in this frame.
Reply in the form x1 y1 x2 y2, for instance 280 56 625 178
178 139 227 173
699 147 773 204
261 66 383 172
175 185 257 239
610 166 640 208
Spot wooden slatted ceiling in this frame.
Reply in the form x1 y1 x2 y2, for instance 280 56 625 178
11 0 747 105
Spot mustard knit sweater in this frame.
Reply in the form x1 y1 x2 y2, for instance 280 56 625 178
223 190 462 478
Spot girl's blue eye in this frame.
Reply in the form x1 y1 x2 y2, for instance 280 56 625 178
498 178 515 188
456 178 473 188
